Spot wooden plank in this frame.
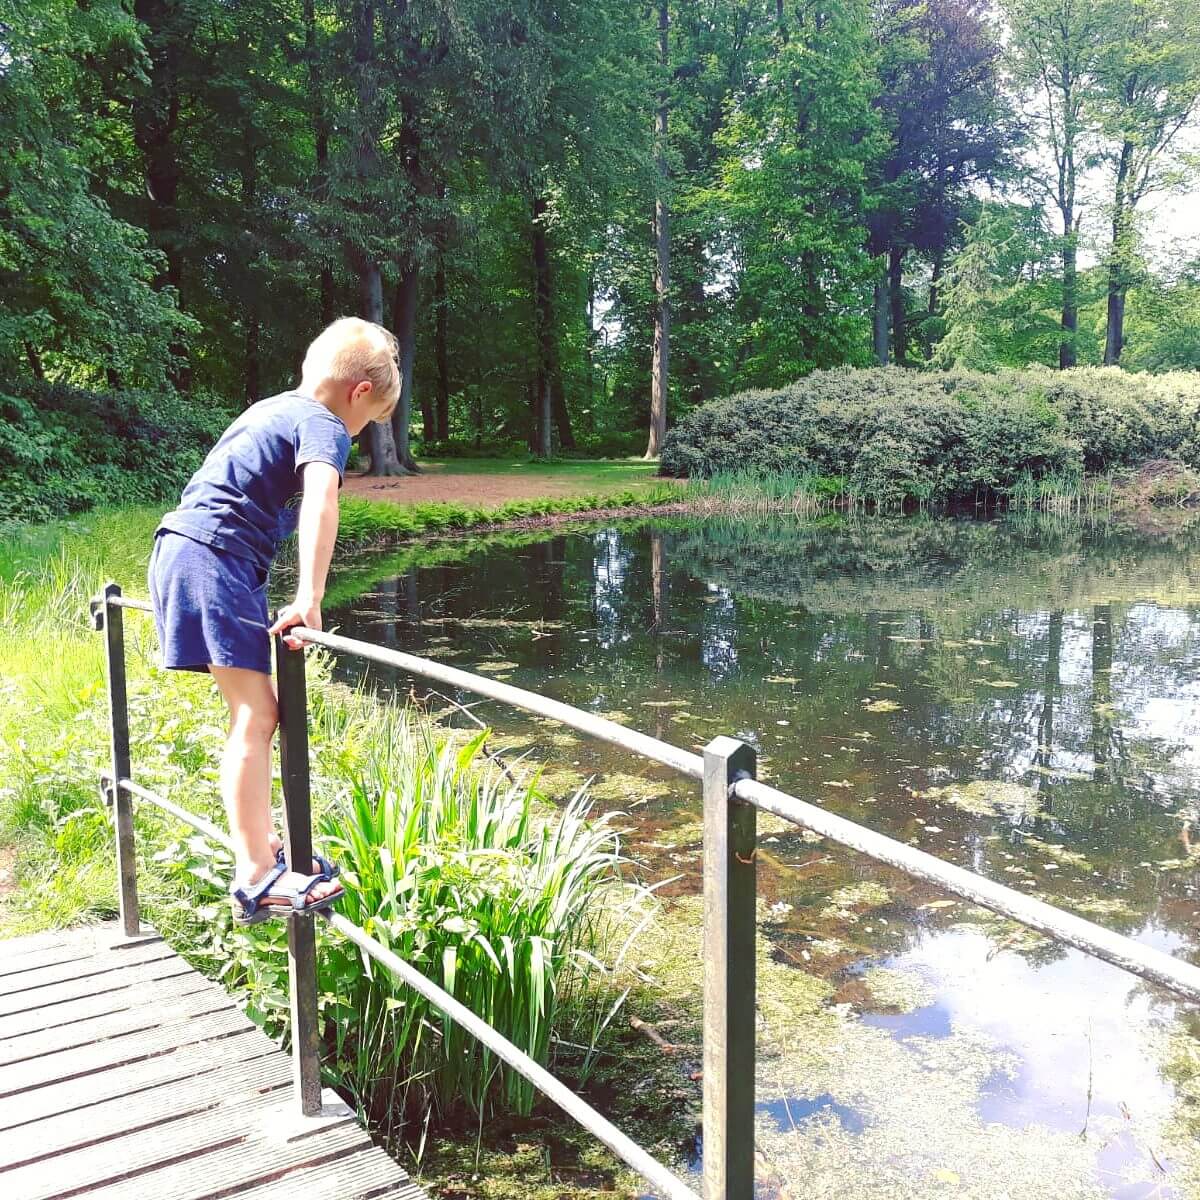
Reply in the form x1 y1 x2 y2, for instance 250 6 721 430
0 1054 290 1168
7 1080 357 1200
0 973 215 1039
0 924 427 1200
0 938 172 995
0 955 193 1017
0 1006 257 1096
0 978 232 1067
222 1147 427 1200
79 1121 378 1200
0 929 81 960
0 1027 277 1130
0 940 99 977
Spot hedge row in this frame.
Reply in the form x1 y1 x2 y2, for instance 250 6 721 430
0 379 234 525
660 367 1200 505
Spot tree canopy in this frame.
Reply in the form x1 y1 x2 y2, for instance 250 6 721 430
2 0 1198 471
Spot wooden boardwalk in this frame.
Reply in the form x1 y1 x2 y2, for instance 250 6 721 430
0 923 425 1200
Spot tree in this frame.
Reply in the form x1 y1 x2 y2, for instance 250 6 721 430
0 0 186 385
1094 0 1200 364
934 201 1064 369
867 0 1011 365
341 0 404 474
711 0 883 387
1004 0 1108 369
646 0 670 459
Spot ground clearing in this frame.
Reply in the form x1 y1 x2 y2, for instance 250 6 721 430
343 458 665 506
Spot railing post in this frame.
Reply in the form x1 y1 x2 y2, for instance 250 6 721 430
702 736 757 1200
275 628 322 1116
100 583 140 937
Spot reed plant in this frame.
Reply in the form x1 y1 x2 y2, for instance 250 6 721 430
310 698 638 1142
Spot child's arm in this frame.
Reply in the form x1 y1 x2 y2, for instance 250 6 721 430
269 462 341 650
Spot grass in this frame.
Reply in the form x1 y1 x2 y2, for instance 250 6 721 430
336 482 682 545
396 457 663 490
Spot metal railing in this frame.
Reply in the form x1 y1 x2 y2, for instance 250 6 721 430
90 582 1200 1200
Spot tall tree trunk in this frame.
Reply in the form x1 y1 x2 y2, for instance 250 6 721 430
305 0 335 328
928 248 944 319
1060 215 1078 369
1058 94 1079 370
646 0 670 459
132 0 189 388
434 222 450 441
872 273 890 365
888 246 906 366
351 0 401 475
24 342 45 380
551 372 575 449
241 125 260 406
585 272 597 428
358 260 403 474
1104 140 1134 366
531 194 556 458
392 264 421 473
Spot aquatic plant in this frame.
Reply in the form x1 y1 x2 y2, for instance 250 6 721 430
313 702 637 1135
0 512 643 1160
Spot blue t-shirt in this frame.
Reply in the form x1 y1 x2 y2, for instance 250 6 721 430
158 391 351 572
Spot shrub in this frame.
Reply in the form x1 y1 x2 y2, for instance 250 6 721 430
0 378 233 525
660 366 1200 506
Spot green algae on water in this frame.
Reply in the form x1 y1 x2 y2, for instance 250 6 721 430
922 779 1043 819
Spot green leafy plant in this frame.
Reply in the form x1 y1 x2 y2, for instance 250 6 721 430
312 703 635 1139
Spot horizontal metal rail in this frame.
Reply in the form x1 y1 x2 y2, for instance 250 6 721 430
110 595 153 612
737 777 1200 1003
114 776 235 853
326 912 700 1200
289 623 1200 1006
289 626 705 779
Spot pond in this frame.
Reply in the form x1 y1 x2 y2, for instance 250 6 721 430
327 513 1200 1200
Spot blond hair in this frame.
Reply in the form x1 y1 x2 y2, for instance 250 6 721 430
302 317 400 418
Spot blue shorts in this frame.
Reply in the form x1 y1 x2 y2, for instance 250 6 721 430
148 531 272 674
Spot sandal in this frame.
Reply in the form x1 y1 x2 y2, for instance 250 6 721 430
231 859 344 926
274 846 339 879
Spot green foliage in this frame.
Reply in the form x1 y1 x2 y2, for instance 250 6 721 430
703 0 883 387
335 484 680 547
312 708 633 1129
0 0 188 384
934 202 1068 369
0 380 233 525
660 366 1200 506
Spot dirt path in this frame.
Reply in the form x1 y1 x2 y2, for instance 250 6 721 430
342 462 668 506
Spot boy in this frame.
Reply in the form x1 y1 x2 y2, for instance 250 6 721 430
149 317 400 924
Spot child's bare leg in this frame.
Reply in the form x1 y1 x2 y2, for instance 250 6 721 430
210 665 337 900
211 666 278 882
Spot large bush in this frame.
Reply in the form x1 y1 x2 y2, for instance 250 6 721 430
0 378 233 524
661 367 1200 505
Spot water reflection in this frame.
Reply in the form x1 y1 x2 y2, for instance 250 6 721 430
327 515 1200 1197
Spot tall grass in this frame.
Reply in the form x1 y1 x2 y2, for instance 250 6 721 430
684 468 847 517
308 700 641 1144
